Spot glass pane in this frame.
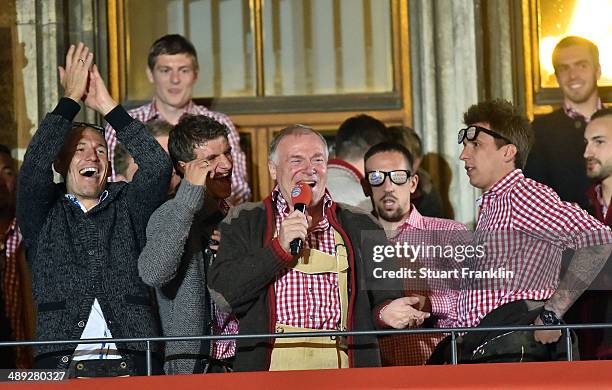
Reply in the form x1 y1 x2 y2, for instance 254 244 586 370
538 0 612 88
262 0 393 96
124 0 256 101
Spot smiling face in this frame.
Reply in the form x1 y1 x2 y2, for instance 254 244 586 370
147 53 198 114
554 44 601 106
365 150 417 223
584 115 612 181
59 127 109 204
459 122 515 191
268 132 328 208
180 136 233 199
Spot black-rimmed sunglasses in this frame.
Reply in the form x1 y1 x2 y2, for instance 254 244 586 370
366 170 411 187
72 122 105 135
457 125 512 145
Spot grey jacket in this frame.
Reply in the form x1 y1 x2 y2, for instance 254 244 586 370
138 180 224 374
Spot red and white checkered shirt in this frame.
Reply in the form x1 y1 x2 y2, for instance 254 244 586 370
456 169 612 328
212 199 238 360
2 218 22 334
272 187 341 330
104 100 251 205
379 206 467 366
2 218 31 368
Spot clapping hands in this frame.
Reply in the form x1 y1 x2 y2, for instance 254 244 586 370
58 42 118 116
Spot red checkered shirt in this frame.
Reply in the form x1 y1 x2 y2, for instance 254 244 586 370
456 169 612 328
378 206 467 366
212 199 238 360
104 100 251 205
272 187 341 330
2 218 30 367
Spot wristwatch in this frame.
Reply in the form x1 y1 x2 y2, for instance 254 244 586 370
539 309 561 326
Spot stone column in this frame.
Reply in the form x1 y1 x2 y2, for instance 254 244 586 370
409 0 481 226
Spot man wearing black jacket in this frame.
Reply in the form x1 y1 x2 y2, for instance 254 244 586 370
16 43 171 376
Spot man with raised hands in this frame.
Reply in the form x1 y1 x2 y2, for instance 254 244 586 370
17 43 171 376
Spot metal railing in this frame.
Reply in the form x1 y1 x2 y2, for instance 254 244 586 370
2 322 612 375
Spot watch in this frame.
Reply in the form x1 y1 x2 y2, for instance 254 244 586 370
539 309 561 326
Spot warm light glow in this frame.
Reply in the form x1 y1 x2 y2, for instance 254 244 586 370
539 0 612 87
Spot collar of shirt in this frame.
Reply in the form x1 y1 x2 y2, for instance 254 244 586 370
65 190 109 213
595 182 609 218
328 158 364 181
218 199 230 215
476 169 523 209
395 205 425 231
563 98 603 122
4 217 17 236
271 185 333 233
145 99 207 122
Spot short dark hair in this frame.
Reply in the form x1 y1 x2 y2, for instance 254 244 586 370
168 115 229 173
553 36 599 71
591 107 612 122
0 144 11 158
463 99 533 169
335 114 389 161
364 142 414 171
386 126 422 159
147 34 198 71
145 119 173 138
113 143 132 178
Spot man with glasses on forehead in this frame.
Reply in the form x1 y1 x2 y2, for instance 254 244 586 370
17 43 171 375
442 99 612 363
363 142 467 366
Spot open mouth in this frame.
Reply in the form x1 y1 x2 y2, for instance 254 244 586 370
299 180 316 188
79 167 98 177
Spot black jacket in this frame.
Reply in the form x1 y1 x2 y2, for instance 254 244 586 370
524 108 590 209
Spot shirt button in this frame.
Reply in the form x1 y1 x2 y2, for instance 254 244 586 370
310 315 314 319
60 355 69 363
87 249 95 256
575 121 582 129
77 320 85 328
308 288 313 293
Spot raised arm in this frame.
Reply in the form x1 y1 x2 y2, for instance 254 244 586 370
138 160 214 287
85 64 172 227
17 43 93 250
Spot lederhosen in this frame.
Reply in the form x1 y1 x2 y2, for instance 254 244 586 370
269 230 350 371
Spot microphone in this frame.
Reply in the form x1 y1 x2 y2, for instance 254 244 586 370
289 183 313 255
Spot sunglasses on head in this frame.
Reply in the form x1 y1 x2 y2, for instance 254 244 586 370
366 170 411 187
72 122 105 136
457 125 512 145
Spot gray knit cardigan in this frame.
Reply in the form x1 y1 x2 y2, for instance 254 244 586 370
138 180 225 374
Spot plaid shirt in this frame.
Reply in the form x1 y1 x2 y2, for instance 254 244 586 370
563 98 603 122
2 219 22 329
2 218 24 348
211 199 238 360
378 206 467 366
104 100 251 205
456 169 612 328
272 187 341 330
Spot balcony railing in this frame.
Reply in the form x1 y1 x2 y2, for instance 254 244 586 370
2 323 612 375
